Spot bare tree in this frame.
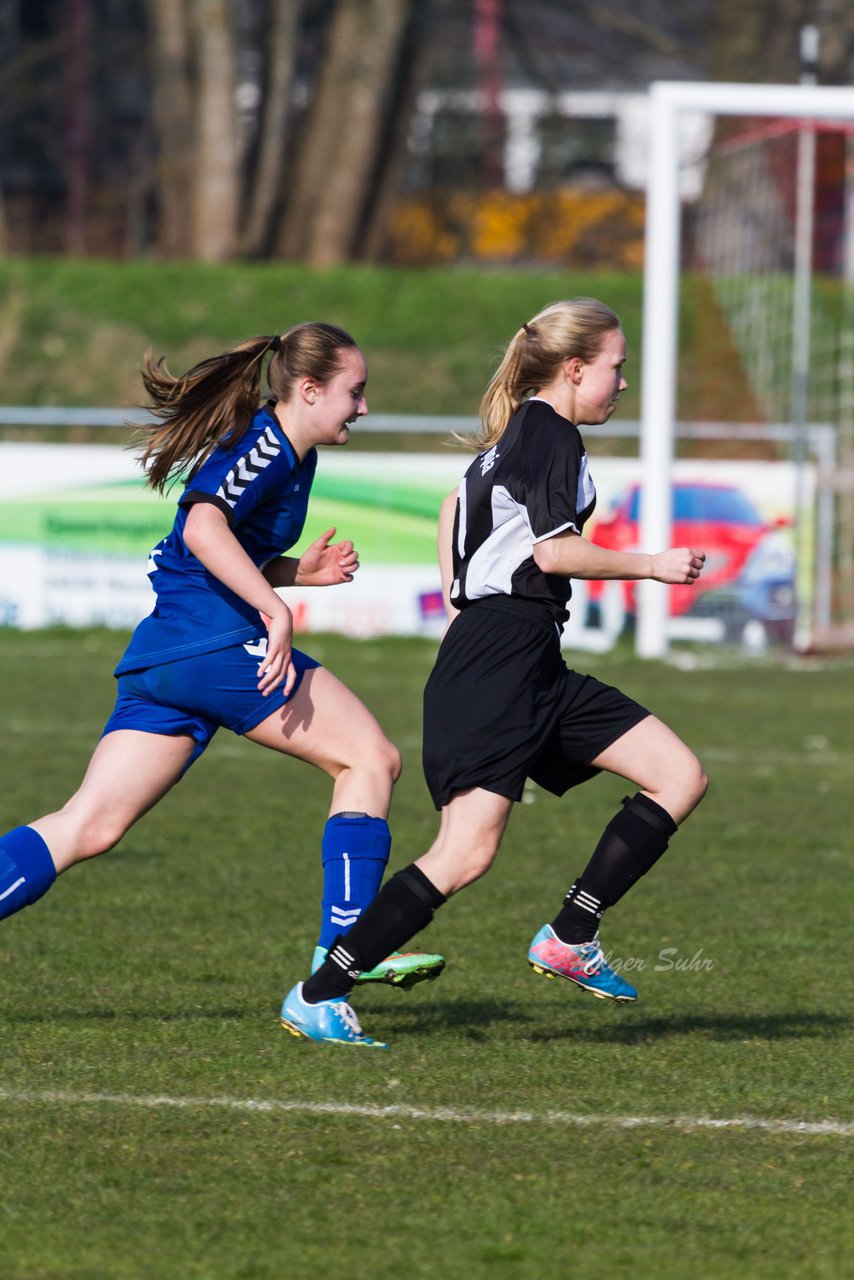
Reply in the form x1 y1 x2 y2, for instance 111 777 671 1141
277 2 354 261
310 0 410 265
279 0 419 266
148 0 240 260
240 0 302 258
191 0 240 260
359 0 449 261
148 0 195 257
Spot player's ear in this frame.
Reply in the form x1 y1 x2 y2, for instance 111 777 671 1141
565 358 584 385
299 377 319 405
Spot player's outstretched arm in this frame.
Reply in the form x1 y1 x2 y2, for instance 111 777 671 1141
533 530 705 585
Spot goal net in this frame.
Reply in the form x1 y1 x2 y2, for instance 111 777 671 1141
637 82 854 656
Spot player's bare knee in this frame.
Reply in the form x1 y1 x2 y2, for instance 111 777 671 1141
646 751 707 825
354 737 401 789
79 818 126 859
457 841 500 887
384 739 402 785
357 731 400 782
670 755 708 823
683 755 708 810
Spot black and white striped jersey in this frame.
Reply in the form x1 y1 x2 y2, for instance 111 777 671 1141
450 398 596 625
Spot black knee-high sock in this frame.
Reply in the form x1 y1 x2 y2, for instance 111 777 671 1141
302 863 446 1003
551 793 678 944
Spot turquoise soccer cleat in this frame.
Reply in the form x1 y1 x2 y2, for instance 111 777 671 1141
527 924 638 1003
311 945 446 990
279 982 387 1049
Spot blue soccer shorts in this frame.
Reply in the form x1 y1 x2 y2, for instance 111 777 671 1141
101 636 321 769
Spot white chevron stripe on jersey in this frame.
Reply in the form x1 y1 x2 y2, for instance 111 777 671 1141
253 434 279 461
247 445 271 471
216 425 282 508
331 906 361 926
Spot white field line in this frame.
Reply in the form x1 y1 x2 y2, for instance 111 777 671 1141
0 1088 851 1137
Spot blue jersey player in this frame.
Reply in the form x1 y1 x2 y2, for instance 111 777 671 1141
0 322 444 1007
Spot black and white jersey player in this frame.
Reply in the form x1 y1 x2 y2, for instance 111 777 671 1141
450 397 596 626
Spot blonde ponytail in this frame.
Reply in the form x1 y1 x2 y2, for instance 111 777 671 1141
471 298 621 449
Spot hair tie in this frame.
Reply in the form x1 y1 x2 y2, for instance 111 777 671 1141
269 334 282 353
522 323 531 335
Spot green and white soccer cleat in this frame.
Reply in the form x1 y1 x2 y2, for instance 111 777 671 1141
311 945 446 990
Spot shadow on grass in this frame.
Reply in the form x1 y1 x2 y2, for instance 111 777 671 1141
355 998 850 1045
5 1005 249 1025
5 1001 849 1045
524 1009 852 1045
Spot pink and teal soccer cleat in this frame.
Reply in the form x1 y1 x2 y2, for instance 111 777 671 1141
279 982 387 1049
311 945 445 990
527 924 638 1002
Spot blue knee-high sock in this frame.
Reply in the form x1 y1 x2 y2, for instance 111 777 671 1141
316 813 391 951
0 826 57 921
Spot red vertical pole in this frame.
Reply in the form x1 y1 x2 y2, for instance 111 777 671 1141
473 0 503 189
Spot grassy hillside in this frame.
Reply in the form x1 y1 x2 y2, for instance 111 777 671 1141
0 257 764 430
0 258 638 414
5 254 788 419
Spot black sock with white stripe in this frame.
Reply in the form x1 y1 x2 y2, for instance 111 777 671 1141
301 864 446 1004
551 793 678 944
552 880 603 944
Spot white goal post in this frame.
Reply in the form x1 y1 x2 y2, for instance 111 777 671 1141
638 80 854 658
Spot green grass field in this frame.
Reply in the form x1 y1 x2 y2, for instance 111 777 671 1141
1 630 852 1279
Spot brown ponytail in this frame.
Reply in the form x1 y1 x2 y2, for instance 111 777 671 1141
137 322 358 492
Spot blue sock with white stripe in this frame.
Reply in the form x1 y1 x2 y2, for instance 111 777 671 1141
0 826 57 921
316 813 391 951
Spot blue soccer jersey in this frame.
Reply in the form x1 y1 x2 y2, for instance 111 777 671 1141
116 404 317 674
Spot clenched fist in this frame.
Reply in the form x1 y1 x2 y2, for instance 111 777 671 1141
650 547 706 585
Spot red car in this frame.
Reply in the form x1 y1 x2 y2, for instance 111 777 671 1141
587 481 793 625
